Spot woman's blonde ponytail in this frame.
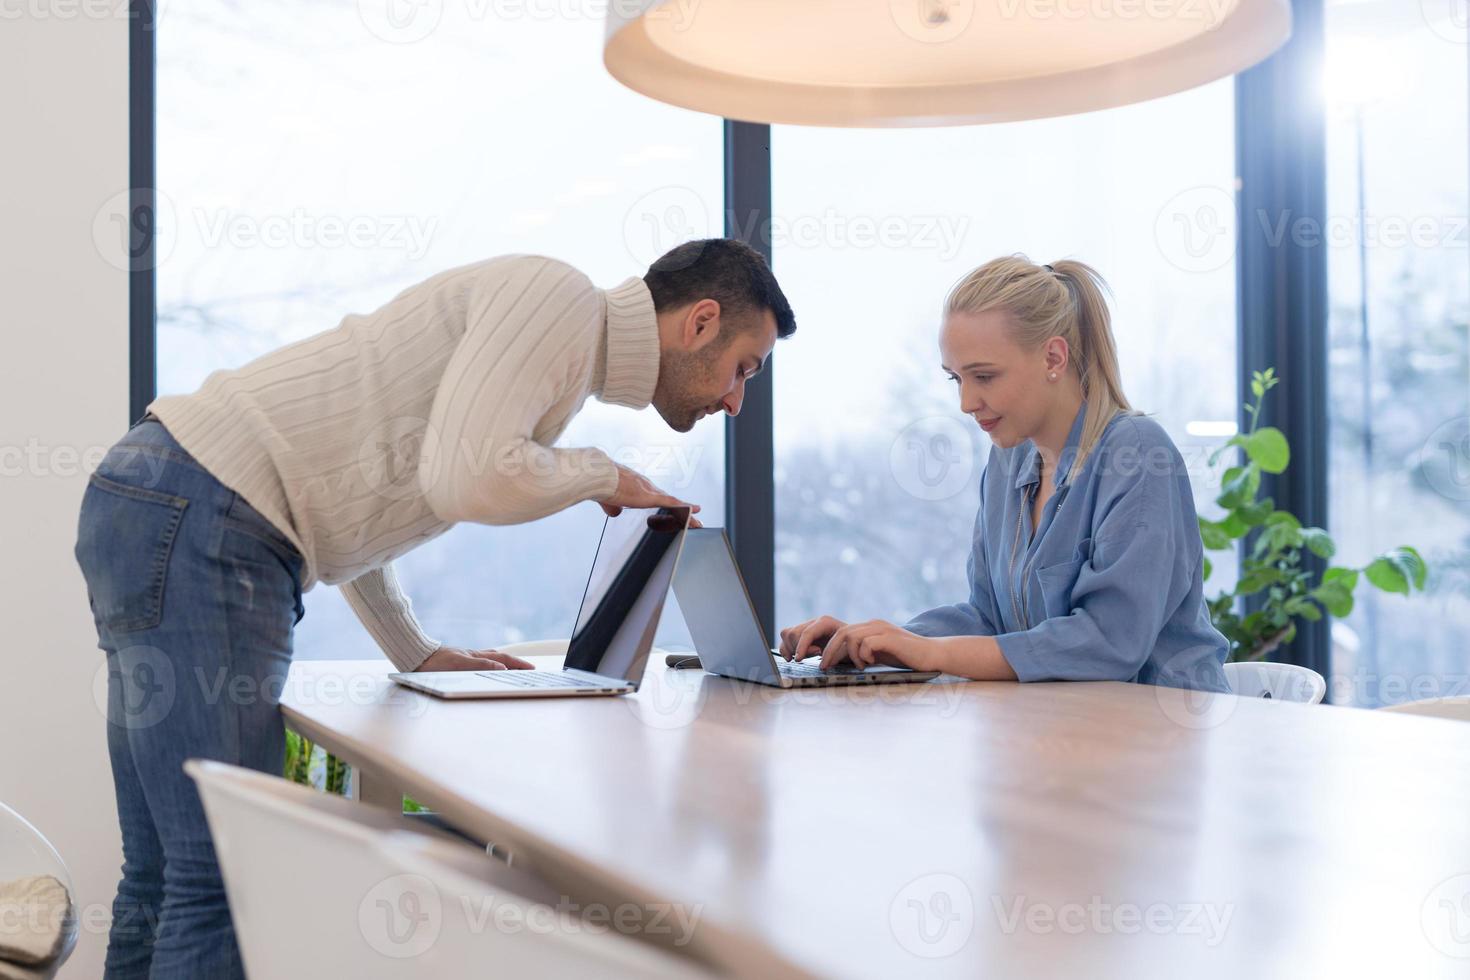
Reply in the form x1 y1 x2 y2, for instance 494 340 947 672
1048 259 1132 476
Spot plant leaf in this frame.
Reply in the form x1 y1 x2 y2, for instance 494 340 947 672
1310 579 1355 617
1208 434 1249 467
1398 546 1429 590
1365 547 1428 595
1236 498 1274 526
1220 512 1250 538
1198 518 1231 551
1264 511 1300 530
1300 527 1336 560
1236 566 1282 595
1246 426 1290 474
1364 557 1409 595
1217 464 1261 509
1254 513 1304 558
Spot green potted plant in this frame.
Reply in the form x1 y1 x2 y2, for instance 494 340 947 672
1199 368 1428 662
283 729 348 795
284 729 426 811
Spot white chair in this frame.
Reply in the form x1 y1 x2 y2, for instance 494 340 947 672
1223 661 1327 705
0 802 77 979
1378 696 1470 721
185 760 711 979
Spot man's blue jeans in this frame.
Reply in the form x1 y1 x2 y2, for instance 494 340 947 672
74 418 304 979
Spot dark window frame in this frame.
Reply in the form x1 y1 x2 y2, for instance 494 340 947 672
129 0 156 424
1234 0 1331 685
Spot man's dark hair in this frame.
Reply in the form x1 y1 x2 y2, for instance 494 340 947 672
643 238 796 339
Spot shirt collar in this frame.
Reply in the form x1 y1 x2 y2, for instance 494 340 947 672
1013 400 1088 491
593 276 661 409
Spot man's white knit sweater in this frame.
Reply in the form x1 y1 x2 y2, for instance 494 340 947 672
149 254 660 671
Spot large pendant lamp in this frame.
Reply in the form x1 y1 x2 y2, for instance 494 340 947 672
604 0 1291 126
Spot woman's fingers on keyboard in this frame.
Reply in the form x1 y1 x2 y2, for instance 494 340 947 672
794 616 846 664
779 620 815 660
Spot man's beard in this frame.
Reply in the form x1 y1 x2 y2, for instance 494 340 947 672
652 346 721 433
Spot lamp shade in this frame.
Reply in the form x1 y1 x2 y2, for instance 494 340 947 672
604 0 1291 126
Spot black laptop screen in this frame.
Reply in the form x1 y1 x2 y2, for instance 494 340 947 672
563 506 689 681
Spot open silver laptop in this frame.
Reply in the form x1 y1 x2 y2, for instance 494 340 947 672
389 506 690 699
673 529 941 688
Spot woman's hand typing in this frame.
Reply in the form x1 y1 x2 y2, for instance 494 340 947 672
816 620 942 672
780 615 1019 680
778 614 848 662
779 615 941 673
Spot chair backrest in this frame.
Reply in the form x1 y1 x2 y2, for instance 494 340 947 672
1378 695 1470 721
1223 661 1327 704
0 803 77 978
186 760 712 980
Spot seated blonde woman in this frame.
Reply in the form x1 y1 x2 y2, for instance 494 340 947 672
779 256 1229 693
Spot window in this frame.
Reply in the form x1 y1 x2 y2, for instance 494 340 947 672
771 82 1239 634
157 1 722 658
1324 0 1470 706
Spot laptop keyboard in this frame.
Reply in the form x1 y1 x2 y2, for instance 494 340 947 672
778 661 865 677
475 670 616 688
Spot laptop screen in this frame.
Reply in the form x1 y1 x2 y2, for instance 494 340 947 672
563 506 690 683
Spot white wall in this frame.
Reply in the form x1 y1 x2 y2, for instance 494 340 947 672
0 7 130 978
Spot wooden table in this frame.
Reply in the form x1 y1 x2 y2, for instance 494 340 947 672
281 656 1470 978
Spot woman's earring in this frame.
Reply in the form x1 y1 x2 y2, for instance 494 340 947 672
1048 372 1057 381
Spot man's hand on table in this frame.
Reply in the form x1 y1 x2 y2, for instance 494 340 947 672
413 646 535 672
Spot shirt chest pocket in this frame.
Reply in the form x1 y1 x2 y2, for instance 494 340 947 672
1029 537 1093 622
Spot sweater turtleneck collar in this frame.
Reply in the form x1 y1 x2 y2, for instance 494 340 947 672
594 276 661 409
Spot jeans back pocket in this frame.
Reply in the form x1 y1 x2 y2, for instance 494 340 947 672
75 472 188 633
221 491 301 570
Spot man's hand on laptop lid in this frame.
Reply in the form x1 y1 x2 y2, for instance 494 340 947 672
598 464 703 528
413 646 536 672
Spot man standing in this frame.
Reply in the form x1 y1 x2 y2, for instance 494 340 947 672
74 238 796 978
